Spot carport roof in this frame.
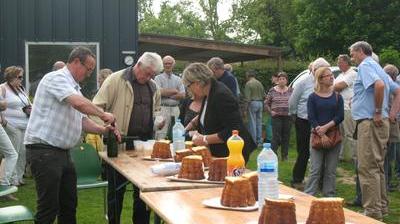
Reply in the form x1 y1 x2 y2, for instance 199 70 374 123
138 33 283 63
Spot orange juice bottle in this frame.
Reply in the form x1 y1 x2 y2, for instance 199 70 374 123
226 130 245 176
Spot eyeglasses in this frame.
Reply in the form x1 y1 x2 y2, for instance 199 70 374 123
185 81 194 88
81 62 95 73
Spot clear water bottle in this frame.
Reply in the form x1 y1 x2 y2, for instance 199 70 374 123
257 143 279 211
172 118 185 156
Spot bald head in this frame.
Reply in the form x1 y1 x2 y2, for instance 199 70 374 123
52 61 66 71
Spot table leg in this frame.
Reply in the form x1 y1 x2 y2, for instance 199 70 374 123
107 163 119 224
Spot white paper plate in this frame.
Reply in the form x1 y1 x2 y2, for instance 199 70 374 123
166 174 224 184
202 197 258 211
142 156 174 162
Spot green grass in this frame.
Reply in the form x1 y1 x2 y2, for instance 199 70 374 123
1 136 400 223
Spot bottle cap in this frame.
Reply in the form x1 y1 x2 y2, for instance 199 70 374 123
263 143 271 149
232 130 239 135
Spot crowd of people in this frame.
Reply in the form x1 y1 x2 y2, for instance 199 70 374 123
0 40 399 223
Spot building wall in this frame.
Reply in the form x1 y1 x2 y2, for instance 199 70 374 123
0 0 138 72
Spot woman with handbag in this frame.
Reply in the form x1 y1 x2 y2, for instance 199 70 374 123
0 66 31 186
304 67 344 197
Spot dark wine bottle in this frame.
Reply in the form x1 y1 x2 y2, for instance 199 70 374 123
107 128 118 157
166 116 175 140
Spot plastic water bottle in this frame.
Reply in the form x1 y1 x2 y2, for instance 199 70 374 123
257 143 279 211
151 162 181 176
172 118 185 156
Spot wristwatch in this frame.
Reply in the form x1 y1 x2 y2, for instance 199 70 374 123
375 108 382 114
203 135 208 145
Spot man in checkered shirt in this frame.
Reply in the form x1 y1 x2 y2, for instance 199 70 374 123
24 47 120 224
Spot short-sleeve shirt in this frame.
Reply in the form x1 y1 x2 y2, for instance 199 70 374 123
351 57 400 120
24 67 84 149
334 68 357 110
154 73 185 106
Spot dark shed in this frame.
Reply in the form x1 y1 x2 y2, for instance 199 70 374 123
0 0 138 95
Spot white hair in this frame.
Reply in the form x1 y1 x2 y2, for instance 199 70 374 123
312 57 331 73
137 52 163 73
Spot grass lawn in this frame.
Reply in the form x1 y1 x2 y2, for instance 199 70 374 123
1 134 399 223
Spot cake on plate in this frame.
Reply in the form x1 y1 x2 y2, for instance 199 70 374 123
306 198 345 224
207 157 227 181
151 140 171 159
178 155 205 180
192 146 212 167
220 176 256 207
242 171 258 201
258 198 296 224
174 149 194 162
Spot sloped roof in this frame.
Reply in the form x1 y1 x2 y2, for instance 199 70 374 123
138 33 282 63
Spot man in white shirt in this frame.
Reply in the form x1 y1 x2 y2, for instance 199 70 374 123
334 54 357 162
25 47 119 224
154 55 185 139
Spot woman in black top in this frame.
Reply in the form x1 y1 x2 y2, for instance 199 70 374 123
181 63 256 163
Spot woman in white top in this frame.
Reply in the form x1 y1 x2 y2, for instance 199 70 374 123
0 66 31 186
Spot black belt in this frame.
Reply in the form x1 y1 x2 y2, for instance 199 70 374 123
26 143 69 151
161 104 179 107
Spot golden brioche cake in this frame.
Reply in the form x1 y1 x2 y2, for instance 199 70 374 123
178 155 205 180
192 146 212 167
174 149 194 162
185 141 194 150
242 171 258 201
151 140 171 159
220 176 256 207
207 157 227 181
306 198 345 224
258 198 296 224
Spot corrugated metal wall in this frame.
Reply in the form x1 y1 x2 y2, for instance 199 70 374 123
0 0 138 71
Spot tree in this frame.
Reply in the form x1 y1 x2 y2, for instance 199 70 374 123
294 0 400 57
198 0 232 40
139 1 209 39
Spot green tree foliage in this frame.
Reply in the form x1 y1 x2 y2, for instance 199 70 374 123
139 1 209 38
294 0 400 57
231 0 297 54
380 47 400 68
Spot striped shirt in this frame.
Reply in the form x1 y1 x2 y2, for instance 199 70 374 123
24 67 84 149
265 86 292 116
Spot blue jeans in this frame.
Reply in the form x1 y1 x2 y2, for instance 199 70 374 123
248 101 263 144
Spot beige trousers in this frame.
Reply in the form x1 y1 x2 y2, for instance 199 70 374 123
339 110 357 162
357 119 389 218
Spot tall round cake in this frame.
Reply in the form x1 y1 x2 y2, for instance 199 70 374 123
207 157 227 181
192 146 212 167
178 155 205 180
151 140 171 159
306 198 345 224
258 198 296 224
242 171 258 201
220 176 256 207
